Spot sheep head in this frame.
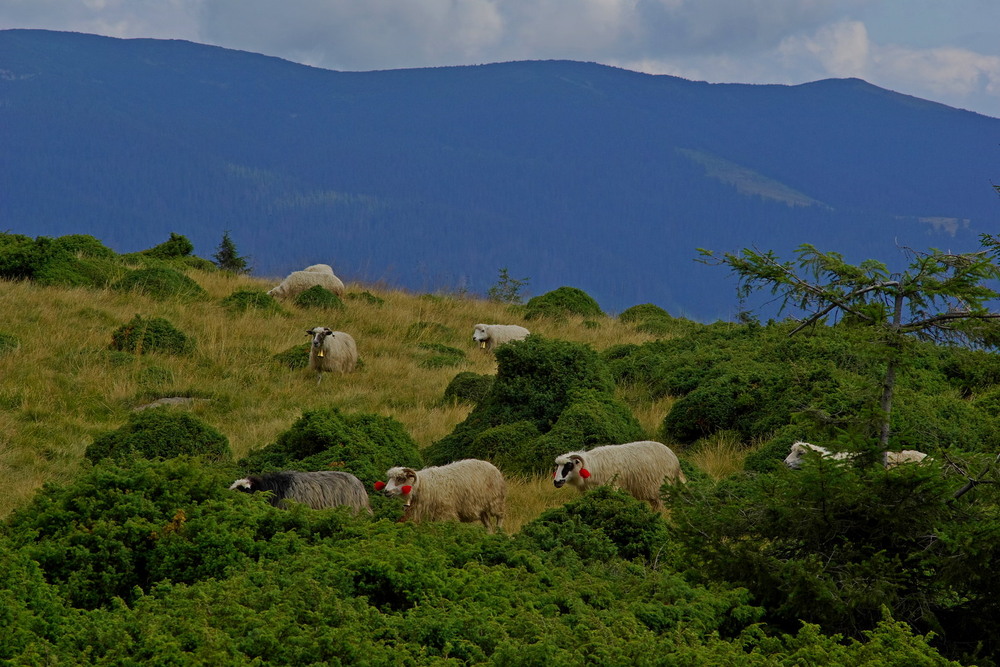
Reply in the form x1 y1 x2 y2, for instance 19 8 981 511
307 327 335 357
553 453 587 488
381 466 418 498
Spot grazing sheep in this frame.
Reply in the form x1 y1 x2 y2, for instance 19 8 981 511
230 470 372 514
472 323 530 351
783 441 930 469
303 263 335 275
268 269 345 299
375 459 506 532
307 327 358 383
552 440 686 511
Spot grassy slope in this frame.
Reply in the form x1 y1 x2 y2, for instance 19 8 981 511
1 270 713 530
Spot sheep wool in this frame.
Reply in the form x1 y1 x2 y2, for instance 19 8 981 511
553 440 686 511
472 323 530 352
378 459 506 532
268 268 345 299
230 470 372 514
784 441 930 469
307 326 358 383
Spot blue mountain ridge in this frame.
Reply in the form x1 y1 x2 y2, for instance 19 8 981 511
2 29 998 320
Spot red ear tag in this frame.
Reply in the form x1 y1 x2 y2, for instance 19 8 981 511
401 485 412 495
579 468 591 478
374 481 386 491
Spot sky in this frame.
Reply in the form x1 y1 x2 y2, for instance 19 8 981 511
2 0 999 119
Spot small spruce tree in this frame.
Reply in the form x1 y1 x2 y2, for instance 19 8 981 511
212 230 250 274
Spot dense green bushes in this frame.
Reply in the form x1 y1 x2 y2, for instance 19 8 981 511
524 285 604 320
111 267 209 301
293 284 345 309
220 289 285 315
84 408 231 463
425 335 643 475
110 314 194 355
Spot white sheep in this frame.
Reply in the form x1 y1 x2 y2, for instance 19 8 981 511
268 269 345 299
552 440 687 511
884 449 930 468
375 459 507 532
783 441 930 469
472 323 530 351
307 327 358 383
303 264 335 275
229 470 372 514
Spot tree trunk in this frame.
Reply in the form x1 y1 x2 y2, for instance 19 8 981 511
878 289 906 451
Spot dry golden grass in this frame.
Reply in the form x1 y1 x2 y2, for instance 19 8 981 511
0 271 690 524
687 431 758 480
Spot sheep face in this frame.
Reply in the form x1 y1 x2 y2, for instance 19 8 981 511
381 467 418 498
782 443 810 469
552 454 585 488
307 327 334 357
472 324 490 348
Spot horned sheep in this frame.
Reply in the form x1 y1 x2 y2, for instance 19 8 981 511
268 268 345 299
472 323 530 351
552 440 687 511
783 441 929 469
375 459 506 532
307 326 358 383
229 470 372 514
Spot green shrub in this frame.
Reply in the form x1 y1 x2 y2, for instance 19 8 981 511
0 234 69 280
346 291 385 306
293 285 345 310
468 421 542 474
51 234 116 259
237 408 422 491
619 303 671 323
141 233 195 260
84 408 231 463
523 286 604 320
425 336 637 474
111 267 208 301
417 342 465 369
443 371 495 404
273 342 311 370
33 255 120 288
221 289 285 315
110 314 194 355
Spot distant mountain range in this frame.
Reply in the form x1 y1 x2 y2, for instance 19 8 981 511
2 29 998 320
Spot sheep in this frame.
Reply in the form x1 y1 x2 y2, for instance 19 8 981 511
552 440 686 511
307 326 358 383
303 263 335 275
229 470 372 514
375 459 506 532
472 323 530 351
268 269 345 299
783 441 930 469
884 449 930 468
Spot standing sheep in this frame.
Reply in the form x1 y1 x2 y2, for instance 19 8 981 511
308 327 358 383
472 323 530 351
268 269 345 299
229 470 372 514
375 459 506 532
552 440 686 511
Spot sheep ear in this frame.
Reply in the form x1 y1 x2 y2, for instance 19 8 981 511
569 455 584 465
401 467 417 479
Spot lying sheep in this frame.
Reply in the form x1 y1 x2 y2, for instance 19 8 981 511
553 440 686 511
268 269 345 299
229 470 372 514
472 323 530 351
375 459 506 532
308 327 358 383
784 441 930 469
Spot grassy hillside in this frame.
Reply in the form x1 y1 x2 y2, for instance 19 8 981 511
0 268 686 525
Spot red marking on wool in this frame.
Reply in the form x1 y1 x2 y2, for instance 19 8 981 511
401 485 413 495
374 481 386 491
579 468 591 478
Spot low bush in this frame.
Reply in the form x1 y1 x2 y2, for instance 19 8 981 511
293 285 345 310
111 267 208 301
84 408 231 464
442 371 494 404
110 314 194 355
221 289 285 315
523 286 604 320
